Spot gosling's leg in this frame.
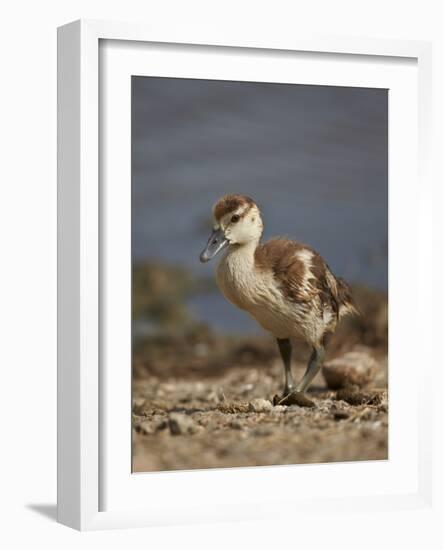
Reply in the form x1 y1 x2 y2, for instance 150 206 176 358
277 338 294 396
295 345 325 393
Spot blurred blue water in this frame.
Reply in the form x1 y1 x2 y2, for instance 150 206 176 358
132 77 387 334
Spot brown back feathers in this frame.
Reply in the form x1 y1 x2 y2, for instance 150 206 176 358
254 238 357 319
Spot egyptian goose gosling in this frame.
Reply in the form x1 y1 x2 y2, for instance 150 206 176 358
200 194 357 403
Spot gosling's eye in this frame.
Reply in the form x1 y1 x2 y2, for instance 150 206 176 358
231 214 240 223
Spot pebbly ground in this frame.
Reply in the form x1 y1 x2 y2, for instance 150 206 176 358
132 350 388 472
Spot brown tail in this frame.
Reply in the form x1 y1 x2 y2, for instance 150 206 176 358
336 277 359 318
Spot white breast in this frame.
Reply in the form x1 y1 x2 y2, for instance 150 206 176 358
216 245 300 339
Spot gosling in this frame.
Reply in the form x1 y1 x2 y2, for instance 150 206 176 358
199 194 357 404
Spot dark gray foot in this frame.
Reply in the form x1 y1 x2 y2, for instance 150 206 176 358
272 384 294 405
275 391 315 408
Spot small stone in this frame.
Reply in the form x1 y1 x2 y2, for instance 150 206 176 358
168 413 197 435
333 410 350 421
323 348 378 390
139 421 155 435
138 419 167 435
229 420 243 430
248 398 273 413
132 397 146 414
206 390 219 403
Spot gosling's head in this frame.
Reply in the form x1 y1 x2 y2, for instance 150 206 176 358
200 194 263 263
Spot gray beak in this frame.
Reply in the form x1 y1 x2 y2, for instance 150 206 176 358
199 228 230 263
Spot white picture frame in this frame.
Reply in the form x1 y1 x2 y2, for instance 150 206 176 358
57 19 433 531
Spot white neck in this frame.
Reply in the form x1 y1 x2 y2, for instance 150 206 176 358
215 238 264 311
225 239 259 260
217 240 260 282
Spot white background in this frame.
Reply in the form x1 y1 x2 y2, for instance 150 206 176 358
0 1 441 548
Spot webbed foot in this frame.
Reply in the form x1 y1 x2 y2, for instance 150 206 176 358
273 385 294 406
274 391 315 408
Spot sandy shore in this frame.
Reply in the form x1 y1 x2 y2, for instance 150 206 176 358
132 350 388 472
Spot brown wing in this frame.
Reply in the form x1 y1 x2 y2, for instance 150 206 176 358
254 237 357 320
254 238 321 304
